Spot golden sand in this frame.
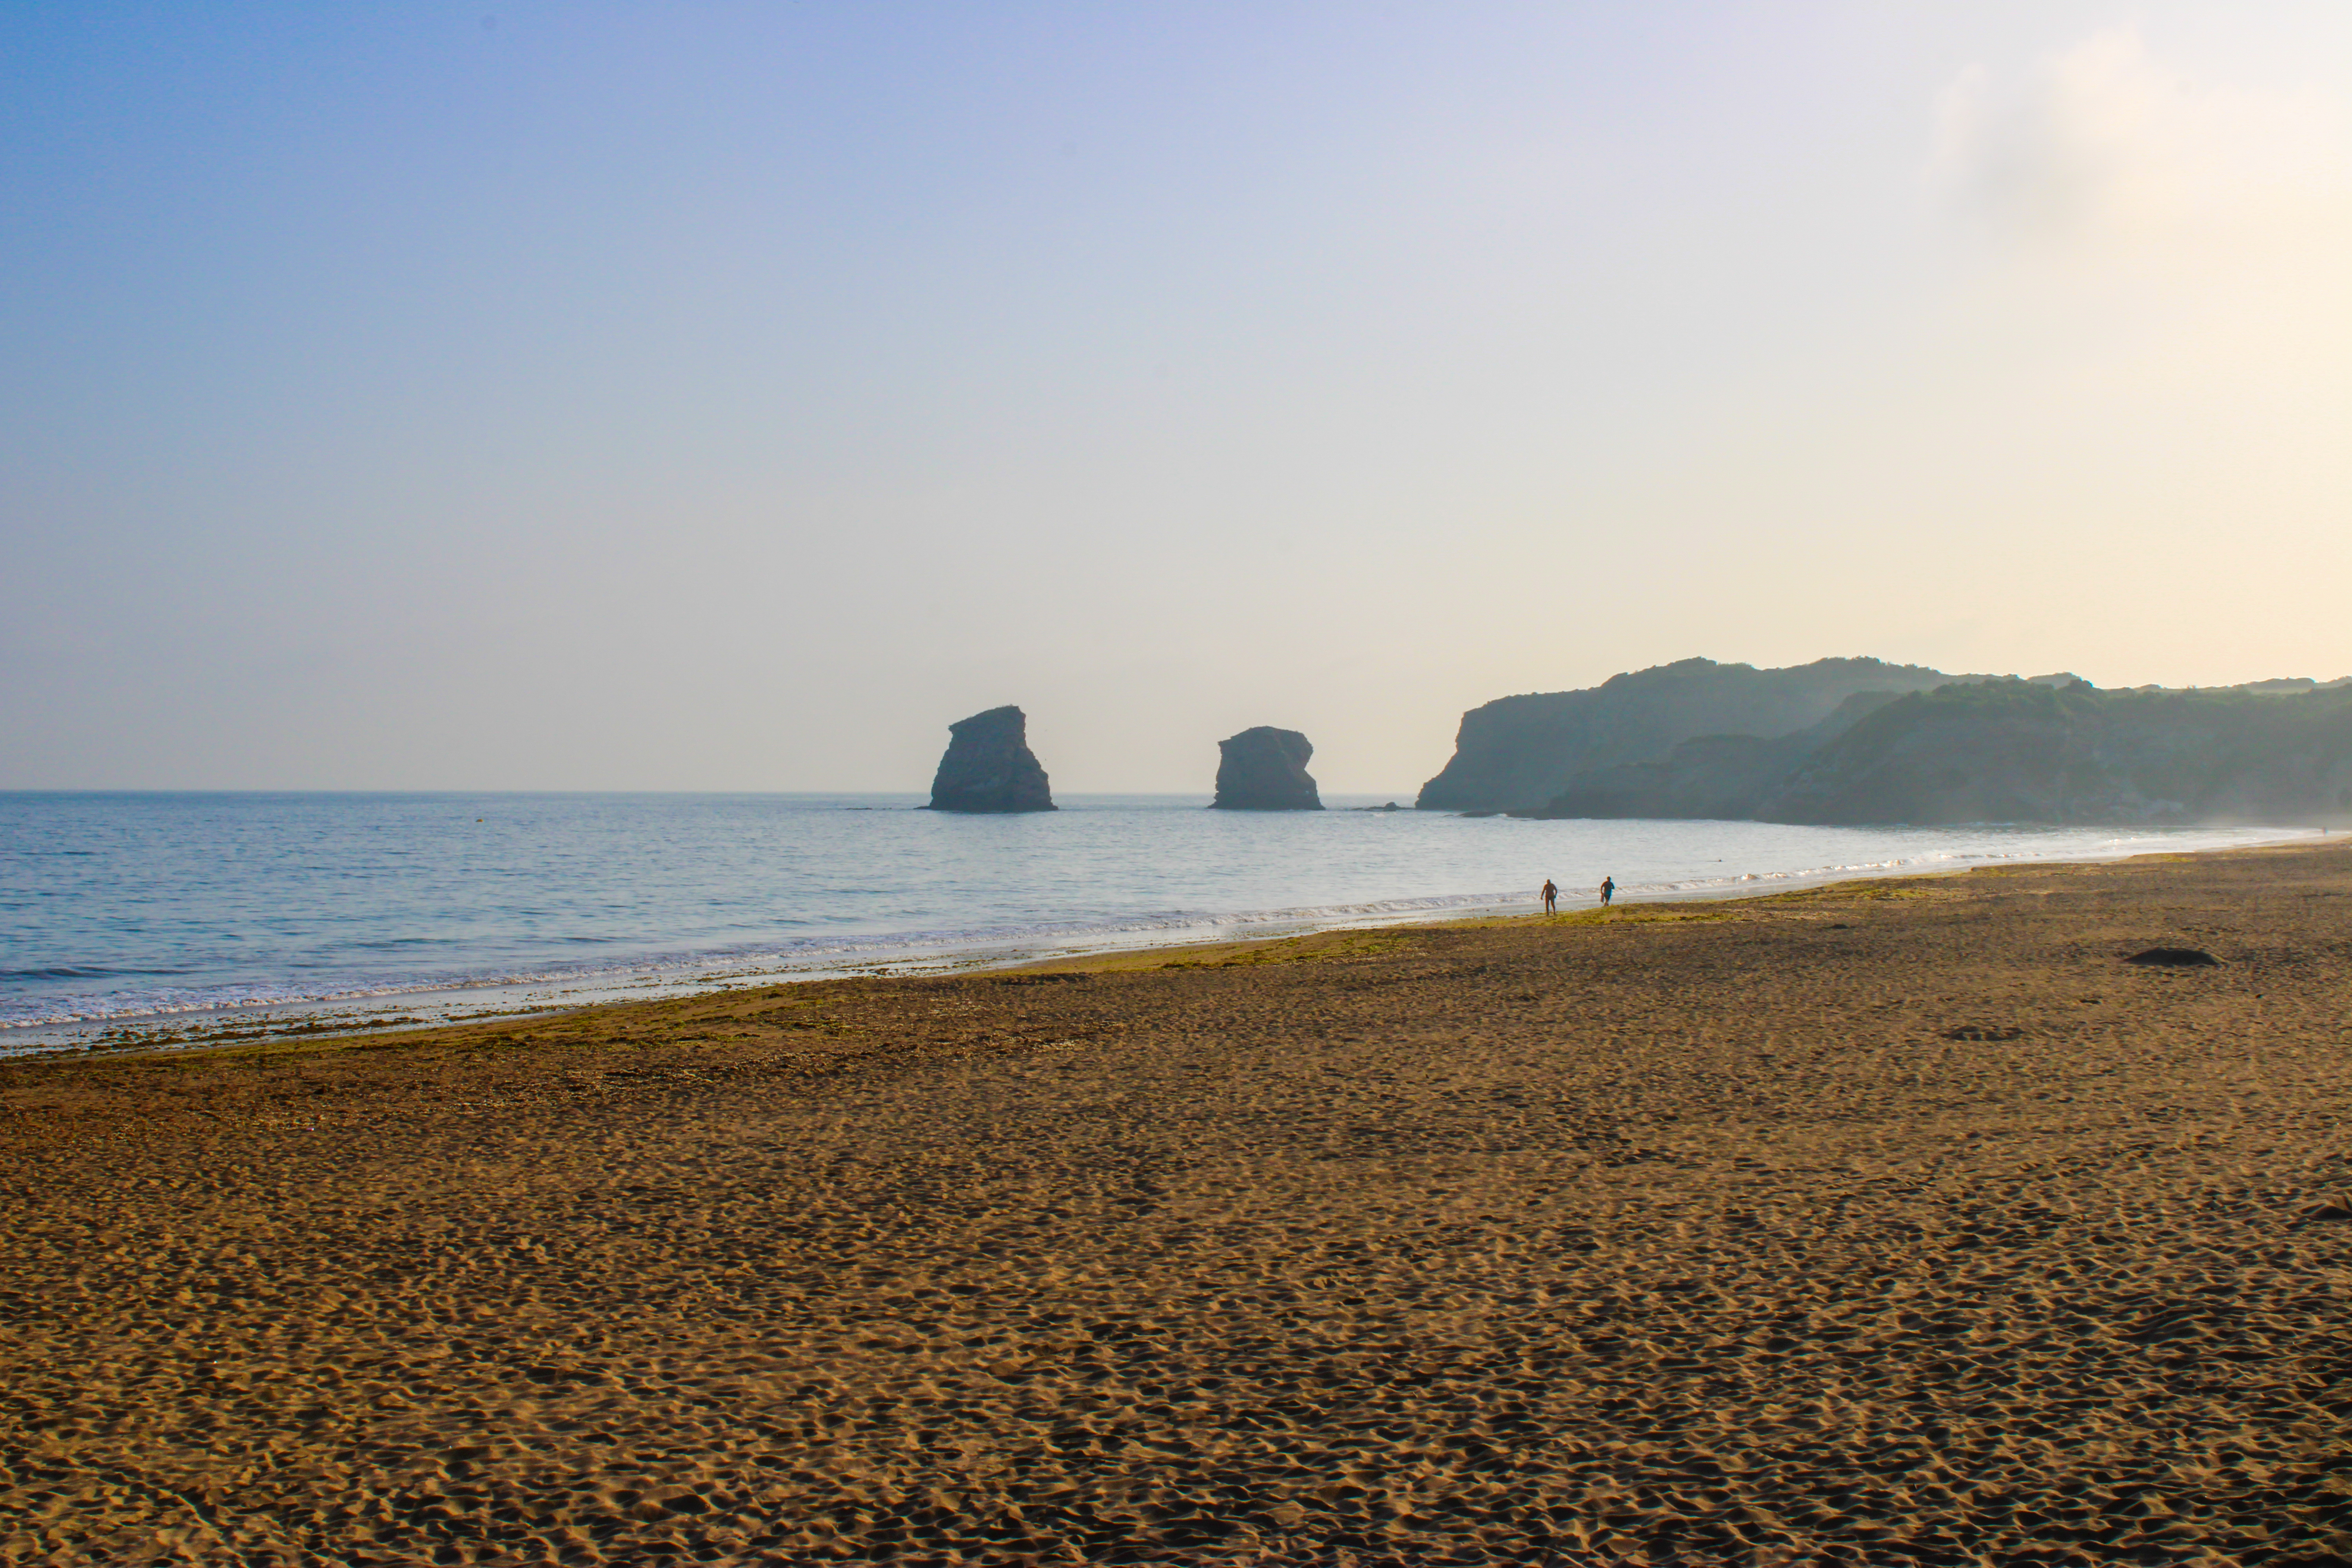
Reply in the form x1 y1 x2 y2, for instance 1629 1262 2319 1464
5 843 2351 1565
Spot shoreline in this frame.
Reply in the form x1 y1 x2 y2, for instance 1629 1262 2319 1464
3 821 2320 1062
6 837 2350 1562
78 831 2325 1071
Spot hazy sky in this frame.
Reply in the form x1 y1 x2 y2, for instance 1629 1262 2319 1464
6 3 2348 792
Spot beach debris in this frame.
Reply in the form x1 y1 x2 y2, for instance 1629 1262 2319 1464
1211 726 1324 811
926 705 1056 813
2126 947 2221 966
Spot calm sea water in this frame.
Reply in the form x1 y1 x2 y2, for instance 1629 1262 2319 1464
0 792 2309 1048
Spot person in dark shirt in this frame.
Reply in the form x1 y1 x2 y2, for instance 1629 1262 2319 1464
1599 876 1615 906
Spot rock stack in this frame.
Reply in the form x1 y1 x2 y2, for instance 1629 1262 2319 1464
926 706 1056 813
1212 727 1323 810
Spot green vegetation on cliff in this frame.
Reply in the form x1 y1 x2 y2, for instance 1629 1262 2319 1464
1416 657 1958 813
1445 659 2352 826
1538 690 1907 820
1765 680 2352 826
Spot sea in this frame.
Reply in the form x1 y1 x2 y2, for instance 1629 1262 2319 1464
0 791 2314 1056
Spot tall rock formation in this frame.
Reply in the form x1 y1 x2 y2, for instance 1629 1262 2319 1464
1212 727 1324 810
926 706 1055 813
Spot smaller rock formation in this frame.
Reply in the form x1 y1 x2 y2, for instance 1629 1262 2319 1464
926 706 1055 813
1212 727 1323 810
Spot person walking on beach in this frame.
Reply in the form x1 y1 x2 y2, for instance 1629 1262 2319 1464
1599 876 1615 907
1540 878 1559 915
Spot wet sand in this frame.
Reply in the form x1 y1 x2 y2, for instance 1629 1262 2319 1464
5 842 2352 1566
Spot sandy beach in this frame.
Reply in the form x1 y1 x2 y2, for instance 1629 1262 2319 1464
5 840 2351 1566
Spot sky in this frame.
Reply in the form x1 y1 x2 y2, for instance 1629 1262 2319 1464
5 2 2349 793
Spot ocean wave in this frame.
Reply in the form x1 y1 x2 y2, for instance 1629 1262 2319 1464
0 964 200 983
0 892 1524 1029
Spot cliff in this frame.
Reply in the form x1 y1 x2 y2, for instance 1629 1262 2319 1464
1763 681 2352 826
1538 692 1906 821
1416 657 1962 813
1212 727 1323 810
926 706 1056 814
